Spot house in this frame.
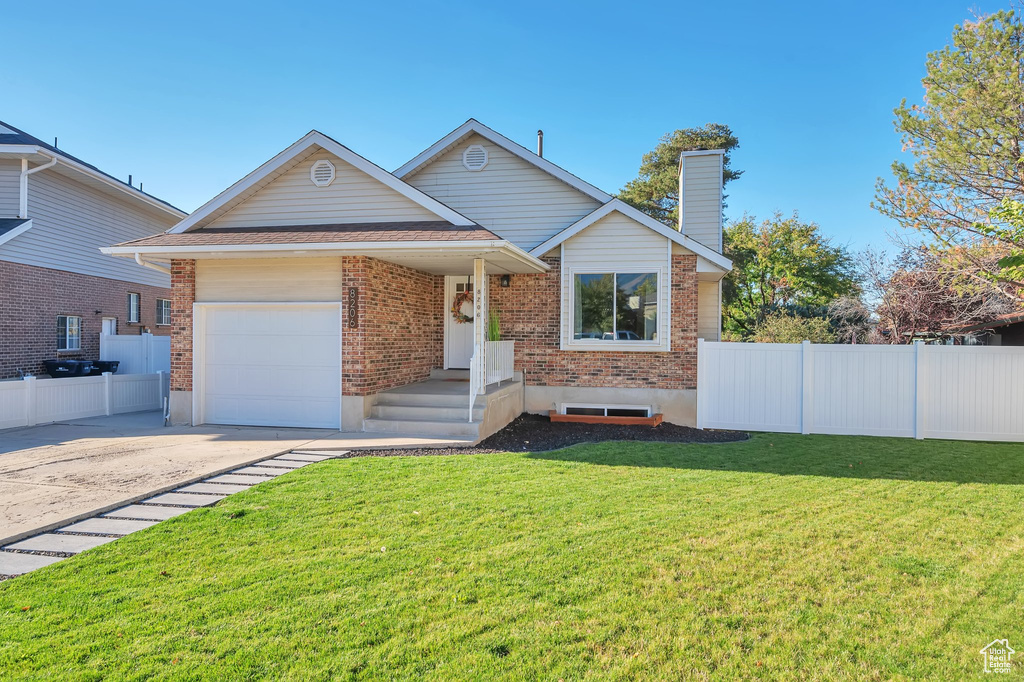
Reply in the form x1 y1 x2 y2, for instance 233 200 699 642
0 121 186 378
954 310 1024 345
103 120 731 438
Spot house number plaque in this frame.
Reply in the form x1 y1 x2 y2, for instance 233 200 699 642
347 287 359 328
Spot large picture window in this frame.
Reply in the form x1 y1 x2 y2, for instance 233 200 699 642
57 315 81 351
573 272 658 342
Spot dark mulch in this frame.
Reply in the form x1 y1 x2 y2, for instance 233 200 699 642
343 413 747 458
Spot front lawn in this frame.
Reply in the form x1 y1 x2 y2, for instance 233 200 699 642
2 434 1023 680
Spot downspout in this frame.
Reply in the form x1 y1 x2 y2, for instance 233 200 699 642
135 252 171 275
19 153 58 218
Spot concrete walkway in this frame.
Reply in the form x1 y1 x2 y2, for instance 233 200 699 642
0 411 470 545
0 449 345 578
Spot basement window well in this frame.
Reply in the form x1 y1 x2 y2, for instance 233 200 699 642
562 404 652 418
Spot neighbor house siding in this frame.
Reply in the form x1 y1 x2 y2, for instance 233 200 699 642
0 160 20 217
558 211 672 351
681 154 722 252
195 258 344 302
207 151 441 228
405 134 602 251
489 254 698 390
0 260 170 379
697 280 721 341
0 168 175 287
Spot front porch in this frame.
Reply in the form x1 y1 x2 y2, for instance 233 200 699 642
359 367 523 442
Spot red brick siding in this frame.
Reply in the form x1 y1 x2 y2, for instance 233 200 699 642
0 260 171 379
342 256 443 395
489 255 698 390
170 259 195 391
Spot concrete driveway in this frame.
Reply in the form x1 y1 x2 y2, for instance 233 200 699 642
0 411 335 544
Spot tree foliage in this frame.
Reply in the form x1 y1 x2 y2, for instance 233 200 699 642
751 312 836 344
619 124 741 226
874 9 1024 291
722 213 860 338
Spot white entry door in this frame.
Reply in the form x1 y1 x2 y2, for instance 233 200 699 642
444 275 475 369
199 304 341 428
101 318 117 335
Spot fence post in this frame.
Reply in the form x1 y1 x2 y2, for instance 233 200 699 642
157 370 166 403
696 338 705 429
143 333 154 374
103 371 113 416
24 375 37 427
801 340 813 435
914 341 925 440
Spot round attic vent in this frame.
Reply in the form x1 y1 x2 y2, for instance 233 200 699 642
462 144 488 171
310 159 336 187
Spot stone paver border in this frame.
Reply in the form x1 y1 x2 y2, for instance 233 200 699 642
0 451 344 580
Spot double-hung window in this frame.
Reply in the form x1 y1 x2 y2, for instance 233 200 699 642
57 315 81 351
127 293 140 323
572 272 660 345
156 298 171 326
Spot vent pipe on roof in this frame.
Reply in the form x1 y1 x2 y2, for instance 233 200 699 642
128 174 132 187
537 130 544 157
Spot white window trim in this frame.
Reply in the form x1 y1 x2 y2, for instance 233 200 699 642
156 298 171 326
57 315 82 351
562 265 669 352
127 293 140 323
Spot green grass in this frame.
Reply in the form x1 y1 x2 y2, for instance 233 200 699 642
2 434 1024 680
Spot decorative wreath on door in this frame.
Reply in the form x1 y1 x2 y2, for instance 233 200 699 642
451 289 474 324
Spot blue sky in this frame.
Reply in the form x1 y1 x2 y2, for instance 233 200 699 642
2 0 1006 251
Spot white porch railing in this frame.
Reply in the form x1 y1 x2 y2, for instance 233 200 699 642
485 340 515 385
467 341 516 421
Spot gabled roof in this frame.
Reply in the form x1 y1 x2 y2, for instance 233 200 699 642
394 119 613 204
167 130 476 234
115 221 500 247
0 120 186 218
529 199 733 272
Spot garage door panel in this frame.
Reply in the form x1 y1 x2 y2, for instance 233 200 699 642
202 305 341 428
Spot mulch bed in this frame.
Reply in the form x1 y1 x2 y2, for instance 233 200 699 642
343 413 747 458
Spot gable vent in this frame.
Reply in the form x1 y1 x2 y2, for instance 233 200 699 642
310 159 336 187
462 144 488 171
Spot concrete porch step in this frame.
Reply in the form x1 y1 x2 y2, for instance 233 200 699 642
371 403 483 422
374 389 479 409
362 417 481 438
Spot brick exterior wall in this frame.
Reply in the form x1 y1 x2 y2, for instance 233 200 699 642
170 259 195 391
489 255 699 390
0 260 171 379
342 256 443 395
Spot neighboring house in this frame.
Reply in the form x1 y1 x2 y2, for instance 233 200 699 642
955 311 1024 345
0 121 186 378
104 119 731 437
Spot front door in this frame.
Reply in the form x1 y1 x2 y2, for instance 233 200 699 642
444 275 475 369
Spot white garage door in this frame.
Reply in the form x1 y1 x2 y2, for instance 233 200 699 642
201 304 340 428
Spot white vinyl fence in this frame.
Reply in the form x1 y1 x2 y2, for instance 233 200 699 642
100 333 171 375
697 340 1024 442
0 372 168 430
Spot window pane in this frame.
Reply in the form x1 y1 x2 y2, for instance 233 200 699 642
57 316 68 350
68 316 81 350
616 273 658 341
574 274 614 340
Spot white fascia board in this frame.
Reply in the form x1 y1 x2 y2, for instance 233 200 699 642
101 239 550 272
167 132 475 234
529 199 733 272
0 219 32 247
394 119 613 204
1 146 186 219
679 149 726 158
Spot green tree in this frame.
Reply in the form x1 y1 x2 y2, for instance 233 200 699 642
751 312 836 344
619 124 742 227
723 213 859 338
874 9 1024 290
